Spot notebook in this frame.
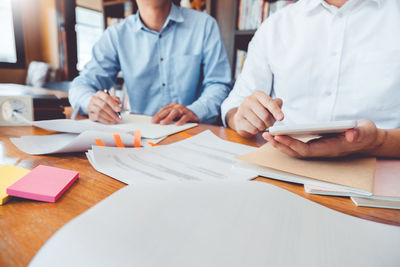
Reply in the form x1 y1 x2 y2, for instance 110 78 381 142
6 165 79 202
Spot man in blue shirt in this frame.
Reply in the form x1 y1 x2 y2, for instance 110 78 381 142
69 0 231 125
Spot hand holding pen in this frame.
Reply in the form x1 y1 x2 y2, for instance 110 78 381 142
87 89 122 124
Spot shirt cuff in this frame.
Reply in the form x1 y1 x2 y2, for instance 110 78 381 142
186 101 210 124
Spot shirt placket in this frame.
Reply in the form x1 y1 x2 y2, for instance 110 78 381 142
321 9 347 121
157 31 169 106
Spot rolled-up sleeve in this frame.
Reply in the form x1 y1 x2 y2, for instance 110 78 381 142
69 26 121 115
186 17 232 125
221 22 273 126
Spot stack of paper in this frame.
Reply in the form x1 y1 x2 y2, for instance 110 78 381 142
87 130 259 184
305 159 400 209
236 143 376 196
29 181 400 267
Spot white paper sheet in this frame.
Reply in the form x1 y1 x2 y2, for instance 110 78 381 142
15 113 198 139
29 181 400 267
87 130 258 184
10 131 164 155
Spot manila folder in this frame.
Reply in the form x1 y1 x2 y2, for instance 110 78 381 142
237 143 375 193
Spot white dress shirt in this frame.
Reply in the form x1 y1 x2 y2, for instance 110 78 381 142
221 0 400 129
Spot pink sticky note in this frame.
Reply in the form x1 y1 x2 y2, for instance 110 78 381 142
6 165 79 202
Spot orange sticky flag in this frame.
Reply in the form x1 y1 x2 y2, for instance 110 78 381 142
113 134 125 148
147 142 159 147
134 130 141 148
179 132 192 139
95 139 105 147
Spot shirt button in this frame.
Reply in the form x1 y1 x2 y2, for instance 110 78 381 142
326 91 332 96
159 34 162 38
331 51 338 56
162 83 166 87
160 58 164 61
337 12 343 18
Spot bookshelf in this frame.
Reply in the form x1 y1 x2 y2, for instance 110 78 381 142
213 0 297 78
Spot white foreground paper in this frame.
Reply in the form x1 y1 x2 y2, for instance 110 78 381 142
29 181 400 267
87 130 258 184
15 113 197 139
10 131 164 155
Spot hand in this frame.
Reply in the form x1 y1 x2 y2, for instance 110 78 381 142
87 91 122 124
263 119 385 158
152 102 199 126
227 91 284 137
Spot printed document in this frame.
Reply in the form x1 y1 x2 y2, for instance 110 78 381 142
87 130 258 184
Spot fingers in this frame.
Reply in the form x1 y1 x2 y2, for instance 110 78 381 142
263 133 301 157
233 91 285 137
160 108 181 125
87 92 122 124
152 103 199 125
255 92 284 121
152 105 171 124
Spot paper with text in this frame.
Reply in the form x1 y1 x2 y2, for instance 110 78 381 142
87 130 258 184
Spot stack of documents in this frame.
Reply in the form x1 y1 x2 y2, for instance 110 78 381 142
305 159 400 209
29 181 400 267
236 142 400 209
236 142 376 196
87 130 259 184
10 114 197 155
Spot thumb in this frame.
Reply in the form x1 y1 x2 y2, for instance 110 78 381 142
345 128 359 143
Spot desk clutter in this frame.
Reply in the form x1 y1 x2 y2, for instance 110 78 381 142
3 126 400 266
0 165 78 204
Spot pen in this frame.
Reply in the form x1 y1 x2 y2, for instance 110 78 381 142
103 89 122 119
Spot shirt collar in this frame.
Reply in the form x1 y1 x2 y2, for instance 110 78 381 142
305 0 382 14
134 3 184 32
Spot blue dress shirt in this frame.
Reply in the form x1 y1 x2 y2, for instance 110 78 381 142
69 4 232 124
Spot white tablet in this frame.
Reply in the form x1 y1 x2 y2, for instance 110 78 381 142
267 120 358 136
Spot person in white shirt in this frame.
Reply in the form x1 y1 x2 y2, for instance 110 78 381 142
221 0 400 158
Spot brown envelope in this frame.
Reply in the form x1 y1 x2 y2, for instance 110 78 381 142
237 143 376 193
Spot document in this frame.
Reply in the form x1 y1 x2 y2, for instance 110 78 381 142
15 113 198 139
236 143 376 195
87 130 258 184
29 181 400 267
10 131 164 155
305 159 400 209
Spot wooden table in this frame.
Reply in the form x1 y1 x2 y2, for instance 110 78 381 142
1 124 399 267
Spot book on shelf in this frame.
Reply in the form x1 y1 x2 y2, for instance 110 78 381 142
237 0 298 30
237 0 264 30
235 50 247 80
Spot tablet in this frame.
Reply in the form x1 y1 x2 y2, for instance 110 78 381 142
267 120 358 136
